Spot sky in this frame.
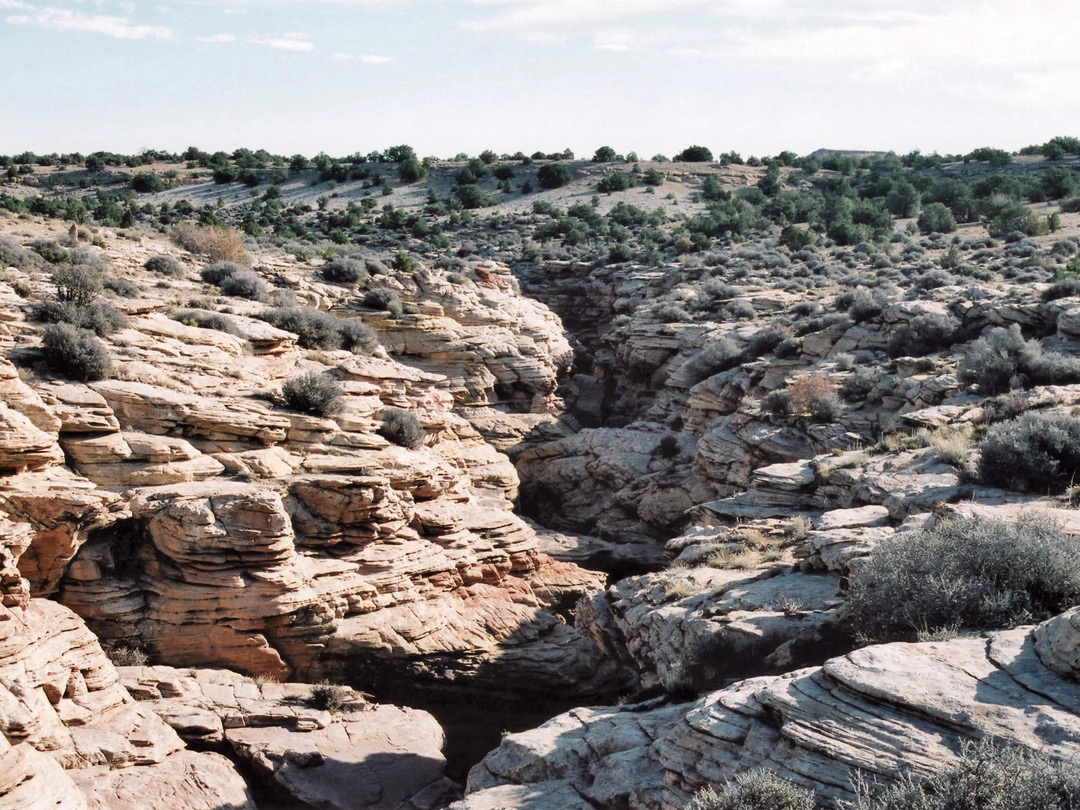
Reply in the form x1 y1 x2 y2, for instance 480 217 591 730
2 0 1079 160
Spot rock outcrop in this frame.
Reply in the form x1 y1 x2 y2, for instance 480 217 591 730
459 611 1080 810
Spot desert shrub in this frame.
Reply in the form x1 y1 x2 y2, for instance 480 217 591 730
786 374 839 422
656 435 680 459
397 157 427 184
321 257 368 285
850 741 1080 810
916 202 957 234
843 289 889 323
683 339 744 384
219 270 268 300
537 163 572 189
978 412 1080 493
779 225 816 251
172 308 238 334
36 299 126 336
200 261 246 285
1042 277 1080 301
200 261 267 300
0 236 41 270
259 306 376 353
362 288 404 317
336 318 379 353
103 276 138 298
454 184 496 209
378 408 424 449
308 682 350 712
722 299 757 321
106 645 148 667
841 366 888 402
131 172 165 193
656 304 693 323
986 202 1048 239
676 145 714 162
52 263 102 306
609 243 633 263
41 323 110 381
957 325 1080 393
281 372 343 417
847 515 1080 641
774 337 802 358
144 254 185 276
30 239 70 265
172 223 248 263
745 328 787 358
886 313 961 358
686 771 815 810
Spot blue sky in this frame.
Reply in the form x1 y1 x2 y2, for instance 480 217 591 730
2 0 1078 159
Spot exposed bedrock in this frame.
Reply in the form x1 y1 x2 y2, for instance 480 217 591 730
457 611 1080 810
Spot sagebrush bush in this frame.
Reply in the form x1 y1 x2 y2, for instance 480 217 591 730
958 325 1080 393
219 270 268 300
850 741 1080 810
309 682 350 713
1042 277 1080 302
259 306 377 353
173 223 248 263
378 408 424 449
41 323 110 381
37 299 127 336
321 257 368 285
172 309 238 335
978 411 1080 493
847 515 1080 642
842 366 888 402
200 261 246 285
144 254 185 276
103 276 138 298
52 263 103 306
686 771 815 810
887 313 962 358
281 372 343 417
30 238 70 265
683 339 744 384
0 236 42 270
363 288 404 317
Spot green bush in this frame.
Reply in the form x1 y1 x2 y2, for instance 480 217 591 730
0 236 42 270
52 263 103 306
597 171 635 193
144 254 185 276
978 411 1080 493
397 157 427 184
676 145 714 162
363 288 404 317
683 339 744 384
103 276 138 298
886 314 961 358
378 408 424 449
321 257 368 285
30 239 70 265
537 163 572 189
200 261 246 285
1041 278 1080 301
916 202 957 234
986 201 1047 238
686 771 815 810
219 270 268 300
172 308 238 334
958 325 1080 393
41 323 110 381
850 741 1080 810
259 306 377 353
281 372 343 417
131 173 165 193
454 184 496 209
847 515 1080 641
36 299 126 336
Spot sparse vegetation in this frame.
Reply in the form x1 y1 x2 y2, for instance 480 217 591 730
686 771 815 810
41 323 111 381
849 741 1080 810
847 515 1080 642
378 408 424 449
281 371 343 417
978 412 1080 493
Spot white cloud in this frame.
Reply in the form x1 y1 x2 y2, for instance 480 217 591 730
196 32 236 42
0 0 33 9
249 32 314 50
333 51 352 59
461 0 710 31
5 6 173 38
593 28 637 52
358 53 393 63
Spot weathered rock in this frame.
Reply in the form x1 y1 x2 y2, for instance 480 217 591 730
119 665 456 810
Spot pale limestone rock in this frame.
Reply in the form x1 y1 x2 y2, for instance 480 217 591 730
61 431 225 487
